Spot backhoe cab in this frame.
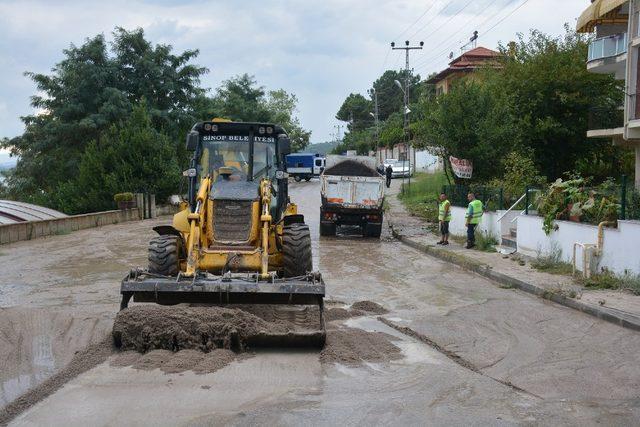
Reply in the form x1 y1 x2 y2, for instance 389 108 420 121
119 120 325 346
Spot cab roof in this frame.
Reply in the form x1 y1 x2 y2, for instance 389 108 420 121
192 121 287 136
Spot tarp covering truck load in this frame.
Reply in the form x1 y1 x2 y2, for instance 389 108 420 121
286 153 325 182
320 155 385 238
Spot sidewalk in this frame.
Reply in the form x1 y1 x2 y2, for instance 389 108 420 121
385 179 640 331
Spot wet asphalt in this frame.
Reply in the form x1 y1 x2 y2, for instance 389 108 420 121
2 179 640 425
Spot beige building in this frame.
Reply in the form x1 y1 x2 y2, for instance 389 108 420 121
577 0 640 189
426 47 502 96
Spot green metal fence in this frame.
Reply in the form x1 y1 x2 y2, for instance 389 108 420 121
442 184 504 211
620 175 640 220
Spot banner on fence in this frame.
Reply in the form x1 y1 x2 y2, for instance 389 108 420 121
449 156 473 179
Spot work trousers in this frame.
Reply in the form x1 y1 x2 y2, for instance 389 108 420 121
467 223 477 244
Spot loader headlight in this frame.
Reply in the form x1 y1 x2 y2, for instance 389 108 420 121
204 123 212 131
266 126 273 134
258 126 266 134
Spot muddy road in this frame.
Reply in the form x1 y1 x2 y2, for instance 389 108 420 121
2 179 640 425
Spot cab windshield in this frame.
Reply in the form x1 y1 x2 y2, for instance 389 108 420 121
199 135 277 181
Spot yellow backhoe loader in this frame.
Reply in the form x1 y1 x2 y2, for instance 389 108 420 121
118 120 325 346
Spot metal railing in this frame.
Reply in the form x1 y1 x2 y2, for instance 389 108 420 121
587 33 627 62
442 184 504 211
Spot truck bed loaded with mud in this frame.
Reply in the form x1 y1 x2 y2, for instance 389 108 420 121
320 155 385 238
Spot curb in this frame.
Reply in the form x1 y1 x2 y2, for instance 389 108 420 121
390 225 640 332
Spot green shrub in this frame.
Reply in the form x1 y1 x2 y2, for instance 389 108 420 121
113 192 134 202
536 174 620 234
475 231 498 252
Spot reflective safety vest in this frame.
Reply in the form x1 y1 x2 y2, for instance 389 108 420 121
466 199 484 224
438 200 451 221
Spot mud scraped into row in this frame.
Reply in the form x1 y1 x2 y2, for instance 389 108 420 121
113 305 325 352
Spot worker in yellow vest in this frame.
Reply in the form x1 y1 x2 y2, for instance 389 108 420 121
437 192 451 245
465 192 484 249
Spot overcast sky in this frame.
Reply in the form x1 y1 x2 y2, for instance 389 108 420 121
0 0 588 148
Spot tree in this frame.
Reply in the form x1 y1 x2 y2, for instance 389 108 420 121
371 69 422 121
207 74 311 152
53 101 181 214
417 81 519 183
494 27 623 181
2 27 207 208
336 93 373 132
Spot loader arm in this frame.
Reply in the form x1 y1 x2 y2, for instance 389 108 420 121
260 179 272 279
184 176 211 277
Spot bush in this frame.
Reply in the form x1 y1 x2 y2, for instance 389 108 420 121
113 192 134 202
536 174 620 234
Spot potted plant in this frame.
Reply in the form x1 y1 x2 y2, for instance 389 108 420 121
114 192 136 210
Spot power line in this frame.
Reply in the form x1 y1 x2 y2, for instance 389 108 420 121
416 0 476 42
393 0 438 41
406 0 457 41
412 0 499 69
415 0 531 74
481 0 531 35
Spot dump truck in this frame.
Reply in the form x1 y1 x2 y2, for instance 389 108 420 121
320 155 385 238
116 120 325 347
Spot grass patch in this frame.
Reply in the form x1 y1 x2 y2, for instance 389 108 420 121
475 232 498 252
449 232 497 252
579 270 640 295
530 245 573 275
54 229 71 236
397 172 448 222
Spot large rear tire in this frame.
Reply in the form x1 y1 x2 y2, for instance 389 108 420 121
148 235 180 276
282 223 312 277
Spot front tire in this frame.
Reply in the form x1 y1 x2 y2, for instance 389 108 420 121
294 175 302 182
282 223 312 277
148 235 180 276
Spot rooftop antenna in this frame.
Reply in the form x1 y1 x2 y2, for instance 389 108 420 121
460 31 479 53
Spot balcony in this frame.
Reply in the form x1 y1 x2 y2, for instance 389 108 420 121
586 105 625 142
587 33 628 79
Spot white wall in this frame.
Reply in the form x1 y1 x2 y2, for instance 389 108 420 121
447 206 517 240
375 147 443 173
415 150 443 172
517 215 640 275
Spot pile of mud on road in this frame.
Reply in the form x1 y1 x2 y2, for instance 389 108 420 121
112 304 324 352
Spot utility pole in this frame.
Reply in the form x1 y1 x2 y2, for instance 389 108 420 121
369 88 380 159
334 124 343 141
392 40 423 193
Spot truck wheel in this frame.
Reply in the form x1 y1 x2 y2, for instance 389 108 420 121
304 177 311 182
148 235 181 276
365 223 382 238
282 223 312 277
319 222 336 236
294 176 302 182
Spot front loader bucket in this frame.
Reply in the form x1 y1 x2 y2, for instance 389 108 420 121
116 269 326 349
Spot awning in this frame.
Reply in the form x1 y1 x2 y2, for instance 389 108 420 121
577 0 628 33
